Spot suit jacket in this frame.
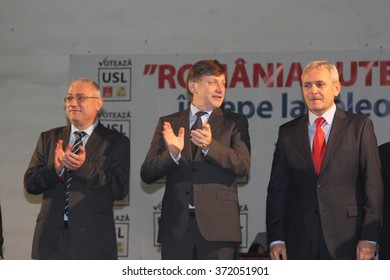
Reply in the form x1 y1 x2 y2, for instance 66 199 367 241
0 205 3 258
266 106 383 259
141 107 250 243
24 122 130 259
379 142 390 259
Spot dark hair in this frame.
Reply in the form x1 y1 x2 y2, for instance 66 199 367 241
186 59 226 96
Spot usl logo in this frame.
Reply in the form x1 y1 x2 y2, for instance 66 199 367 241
98 68 132 101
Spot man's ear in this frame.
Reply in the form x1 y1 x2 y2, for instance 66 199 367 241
334 81 341 97
96 97 103 112
188 81 198 95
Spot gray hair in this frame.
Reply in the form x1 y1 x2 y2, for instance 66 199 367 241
70 77 101 97
302 60 339 83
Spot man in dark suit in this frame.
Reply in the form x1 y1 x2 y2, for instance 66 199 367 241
0 204 3 259
266 60 383 260
379 142 390 259
24 78 130 259
141 59 251 260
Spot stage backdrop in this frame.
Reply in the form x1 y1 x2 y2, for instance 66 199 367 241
69 50 390 259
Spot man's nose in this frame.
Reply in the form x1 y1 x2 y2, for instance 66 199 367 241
310 85 319 94
216 83 224 92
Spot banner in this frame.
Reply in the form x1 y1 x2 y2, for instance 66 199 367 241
1 260 388 279
69 50 390 259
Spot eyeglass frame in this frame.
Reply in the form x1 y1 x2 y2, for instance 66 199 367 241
64 94 100 103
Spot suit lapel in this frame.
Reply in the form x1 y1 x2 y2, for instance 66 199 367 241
207 108 223 135
85 122 105 154
59 126 71 150
295 115 316 174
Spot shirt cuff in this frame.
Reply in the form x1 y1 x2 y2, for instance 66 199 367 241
171 152 181 164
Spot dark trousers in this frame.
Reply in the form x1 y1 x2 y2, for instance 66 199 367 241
161 214 239 260
48 222 73 260
316 224 334 260
379 236 390 259
287 213 334 260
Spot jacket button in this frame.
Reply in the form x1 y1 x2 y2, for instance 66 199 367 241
317 184 321 189
185 191 190 195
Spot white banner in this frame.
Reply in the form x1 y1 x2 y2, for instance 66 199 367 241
1 260 388 279
69 50 390 259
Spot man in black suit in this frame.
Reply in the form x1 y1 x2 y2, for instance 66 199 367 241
379 142 390 259
0 204 3 259
24 78 130 259
266 60 383 260
141 59 251 259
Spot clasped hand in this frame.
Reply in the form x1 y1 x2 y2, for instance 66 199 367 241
190 123 212 150
162 121 212 158
54 139 86 173
269 240 377 260
356 240 377 260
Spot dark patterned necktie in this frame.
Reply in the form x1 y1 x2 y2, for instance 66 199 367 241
312 118 326 175
64 131 86 217
191 111 207 159
189 111 206 207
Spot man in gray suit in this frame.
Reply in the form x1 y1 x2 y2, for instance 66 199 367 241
141 59 251 259
266 60 383 260
24 78 130 259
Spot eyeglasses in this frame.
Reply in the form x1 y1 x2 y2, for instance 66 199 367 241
64 94 100 103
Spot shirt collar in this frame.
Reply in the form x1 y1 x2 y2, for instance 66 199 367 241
190 103 213 117
71 120 98 136
308 103 336 126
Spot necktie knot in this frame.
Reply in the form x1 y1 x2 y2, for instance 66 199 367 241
72 131 86 154
74 131 87 139
191 111 207 131
315 117 325 128
196 111 206 117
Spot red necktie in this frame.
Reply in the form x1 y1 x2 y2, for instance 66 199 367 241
312 118 326 175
